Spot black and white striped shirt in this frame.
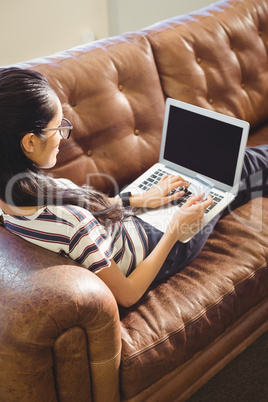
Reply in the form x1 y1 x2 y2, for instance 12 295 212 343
2 203 149 276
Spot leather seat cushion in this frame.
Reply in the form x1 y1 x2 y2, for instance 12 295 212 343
119 197 268 398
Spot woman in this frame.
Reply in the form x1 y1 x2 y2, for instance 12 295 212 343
0 67 267 307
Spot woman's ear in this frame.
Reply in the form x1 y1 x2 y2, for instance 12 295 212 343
21 133 36 155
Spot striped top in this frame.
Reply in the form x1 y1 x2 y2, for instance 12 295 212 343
0 185 149 276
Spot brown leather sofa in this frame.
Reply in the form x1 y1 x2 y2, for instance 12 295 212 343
0 0 267 400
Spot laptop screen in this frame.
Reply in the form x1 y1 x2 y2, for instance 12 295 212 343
162 103 247 188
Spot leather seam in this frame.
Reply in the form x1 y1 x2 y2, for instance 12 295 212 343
122 262 268 362
90 348 122 365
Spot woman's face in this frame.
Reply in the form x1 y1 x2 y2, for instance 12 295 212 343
23 96 64 169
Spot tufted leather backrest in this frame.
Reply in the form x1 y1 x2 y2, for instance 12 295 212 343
19 35 165 194
16 0 268 195
144 0 268 125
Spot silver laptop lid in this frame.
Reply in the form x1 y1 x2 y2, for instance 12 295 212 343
159 98 250 195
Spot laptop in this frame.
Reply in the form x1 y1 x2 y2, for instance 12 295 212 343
122 98 249 242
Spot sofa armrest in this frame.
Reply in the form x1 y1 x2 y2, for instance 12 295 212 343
0 227 121 402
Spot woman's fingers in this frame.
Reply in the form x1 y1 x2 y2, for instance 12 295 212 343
165 190 185 204
184 193 213 214
145 174 213 212
157 174 189 195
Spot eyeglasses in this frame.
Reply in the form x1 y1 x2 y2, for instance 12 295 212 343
42 117 73 139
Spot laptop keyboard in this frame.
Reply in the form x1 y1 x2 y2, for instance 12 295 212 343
138 168 224 214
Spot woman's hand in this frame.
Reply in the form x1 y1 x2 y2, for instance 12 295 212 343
98 191 213 307
98 194 213 307
167 193 214 240
130 175 190 209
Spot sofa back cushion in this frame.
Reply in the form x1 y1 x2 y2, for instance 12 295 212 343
19 34 165 193
144 0 268 129
15 0 268 192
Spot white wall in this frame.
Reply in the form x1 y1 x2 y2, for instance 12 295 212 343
0 0 109 66
1 0 217 66
107 0 217 36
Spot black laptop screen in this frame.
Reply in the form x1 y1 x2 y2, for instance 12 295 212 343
163 105 243 186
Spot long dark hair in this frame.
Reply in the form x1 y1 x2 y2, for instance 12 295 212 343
0 67 124 226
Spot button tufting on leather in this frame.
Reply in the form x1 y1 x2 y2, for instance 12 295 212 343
197 57 202 64
119 84 123 91
259 31 262 36
134 129 139 135
87 149 93 156
209 98 213 104
70 99 77 107
241 83 245 89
